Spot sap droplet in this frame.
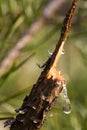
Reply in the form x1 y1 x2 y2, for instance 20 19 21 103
48 50 53 56
61 49 65 55
62 98 71 114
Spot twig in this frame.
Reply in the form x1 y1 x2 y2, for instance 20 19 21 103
47 0 78 69
0 0 65 77
4 0 78 130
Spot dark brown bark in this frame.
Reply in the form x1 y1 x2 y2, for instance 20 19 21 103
4 0 78 130
10 67 65 130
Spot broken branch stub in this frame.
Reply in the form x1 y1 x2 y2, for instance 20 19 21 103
6 0 78 130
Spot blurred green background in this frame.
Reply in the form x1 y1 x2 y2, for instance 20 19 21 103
0 0 87 130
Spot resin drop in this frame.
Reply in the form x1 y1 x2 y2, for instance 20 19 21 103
62 98 71 114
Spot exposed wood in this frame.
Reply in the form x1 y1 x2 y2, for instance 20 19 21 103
4 0 78 130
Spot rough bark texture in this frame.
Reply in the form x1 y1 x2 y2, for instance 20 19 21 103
4 0 78 130
10 67 65 130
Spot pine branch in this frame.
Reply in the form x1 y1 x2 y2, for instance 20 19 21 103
4 0 78 130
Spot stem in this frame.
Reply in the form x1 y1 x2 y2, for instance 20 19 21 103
48 0 78 69
4 1 78 130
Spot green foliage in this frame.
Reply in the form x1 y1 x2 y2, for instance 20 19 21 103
0 0 87 130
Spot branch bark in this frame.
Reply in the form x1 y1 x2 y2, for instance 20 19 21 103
4 0 78 130
0 0 65 78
